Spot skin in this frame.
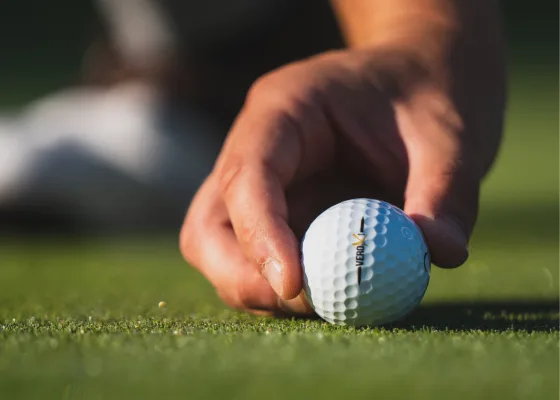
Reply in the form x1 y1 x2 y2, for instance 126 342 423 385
180 0 507 315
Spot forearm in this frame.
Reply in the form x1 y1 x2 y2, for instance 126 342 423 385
331 0 505 84
331 0 502 48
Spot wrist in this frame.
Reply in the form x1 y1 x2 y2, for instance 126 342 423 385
332 0 505 96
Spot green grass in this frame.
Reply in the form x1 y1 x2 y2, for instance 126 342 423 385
0 64 558 399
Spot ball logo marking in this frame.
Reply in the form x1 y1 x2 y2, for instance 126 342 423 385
353 217 367 284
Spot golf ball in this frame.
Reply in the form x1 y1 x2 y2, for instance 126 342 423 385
301 198 430 327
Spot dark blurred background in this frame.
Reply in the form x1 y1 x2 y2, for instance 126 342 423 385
0 1 557 107
0 0 557 236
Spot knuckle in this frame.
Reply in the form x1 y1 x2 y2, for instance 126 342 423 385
246 71 288 106
179 176 217 268
245 66 317 114
246 74 273 103
179 224 197 267
217 158 245 200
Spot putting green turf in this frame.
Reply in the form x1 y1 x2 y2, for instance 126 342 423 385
0 65 558 399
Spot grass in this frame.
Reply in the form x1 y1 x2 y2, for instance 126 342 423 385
0 63 558 399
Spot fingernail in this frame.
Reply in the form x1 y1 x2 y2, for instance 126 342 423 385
262 258 284 297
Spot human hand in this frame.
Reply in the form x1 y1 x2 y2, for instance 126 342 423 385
180 46 506 315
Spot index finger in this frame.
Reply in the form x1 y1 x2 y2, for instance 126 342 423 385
215 84 335 299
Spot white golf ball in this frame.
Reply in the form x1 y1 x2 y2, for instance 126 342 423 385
301 198 431 327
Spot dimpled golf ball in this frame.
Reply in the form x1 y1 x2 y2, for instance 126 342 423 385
301 198 430 327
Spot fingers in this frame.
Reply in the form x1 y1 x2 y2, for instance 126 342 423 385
220 164 302 300
214 89 335 300
180 177 312 314
181 178 277 310
404 134 479 269
277 291 315 315
182 68 338 307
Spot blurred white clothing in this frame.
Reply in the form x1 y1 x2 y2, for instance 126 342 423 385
0 82 223 232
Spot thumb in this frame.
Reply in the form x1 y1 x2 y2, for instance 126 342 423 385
404 147 480 269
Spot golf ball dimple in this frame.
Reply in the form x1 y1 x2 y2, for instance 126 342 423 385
301 198 430 327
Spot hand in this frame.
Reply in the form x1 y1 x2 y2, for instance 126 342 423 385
180 47 506 315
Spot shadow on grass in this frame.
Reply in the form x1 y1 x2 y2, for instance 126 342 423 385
394 299 559 332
